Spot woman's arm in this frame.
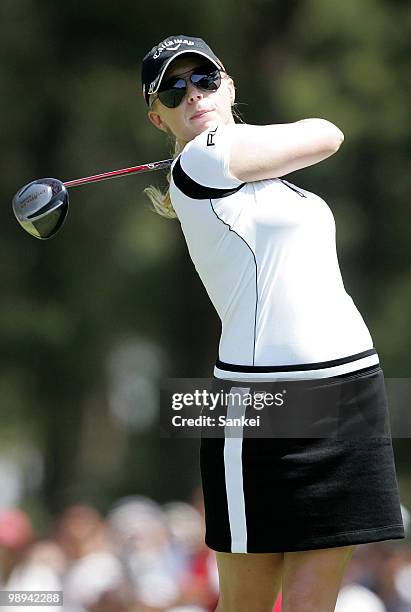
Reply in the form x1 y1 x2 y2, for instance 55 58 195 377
229 119 344 182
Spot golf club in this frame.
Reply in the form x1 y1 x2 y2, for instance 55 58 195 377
12 159 173 240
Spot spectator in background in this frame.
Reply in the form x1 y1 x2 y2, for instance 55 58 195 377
0 508 34 585
54 505 130 611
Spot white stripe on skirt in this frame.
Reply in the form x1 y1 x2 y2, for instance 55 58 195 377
223 386 250 553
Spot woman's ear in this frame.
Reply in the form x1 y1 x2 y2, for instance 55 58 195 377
148 111 169 133
226 77 236 105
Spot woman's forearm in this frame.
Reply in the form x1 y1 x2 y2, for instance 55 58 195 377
229 119 344 182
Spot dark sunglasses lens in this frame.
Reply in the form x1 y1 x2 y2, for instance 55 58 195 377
157 70 221 108
191 70 221 91
158 78 186 108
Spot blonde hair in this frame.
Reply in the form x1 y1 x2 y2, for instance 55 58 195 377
144 79 243 220
144 136 183 219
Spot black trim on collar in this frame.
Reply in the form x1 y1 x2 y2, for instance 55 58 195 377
172 158 245 200
215 348 377 373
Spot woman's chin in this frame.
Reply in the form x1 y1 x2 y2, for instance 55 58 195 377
193 116 219 135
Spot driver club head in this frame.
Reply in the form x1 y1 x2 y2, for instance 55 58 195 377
12 178 69 240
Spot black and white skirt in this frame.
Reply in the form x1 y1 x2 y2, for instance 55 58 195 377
200 363 405 553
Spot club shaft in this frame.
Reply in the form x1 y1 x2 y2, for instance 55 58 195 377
63 159 173 188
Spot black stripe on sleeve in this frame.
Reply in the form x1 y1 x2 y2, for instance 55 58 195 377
172 157 245 200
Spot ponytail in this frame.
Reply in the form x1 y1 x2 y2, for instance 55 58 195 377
144 138 183 219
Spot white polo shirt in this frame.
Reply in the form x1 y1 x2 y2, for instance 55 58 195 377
170 124 378 381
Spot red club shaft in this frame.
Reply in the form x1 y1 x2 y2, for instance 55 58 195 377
63 159 173 188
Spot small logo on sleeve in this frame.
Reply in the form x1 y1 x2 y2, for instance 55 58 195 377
207 126 218 146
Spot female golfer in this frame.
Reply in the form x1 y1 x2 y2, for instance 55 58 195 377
141 36 404 612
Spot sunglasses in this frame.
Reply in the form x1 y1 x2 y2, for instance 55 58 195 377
151 67 222 109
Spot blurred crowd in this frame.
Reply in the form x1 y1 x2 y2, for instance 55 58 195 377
0 491 218 612
0 497 410 612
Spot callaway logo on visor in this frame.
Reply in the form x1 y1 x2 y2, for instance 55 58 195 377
153 38 195 59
